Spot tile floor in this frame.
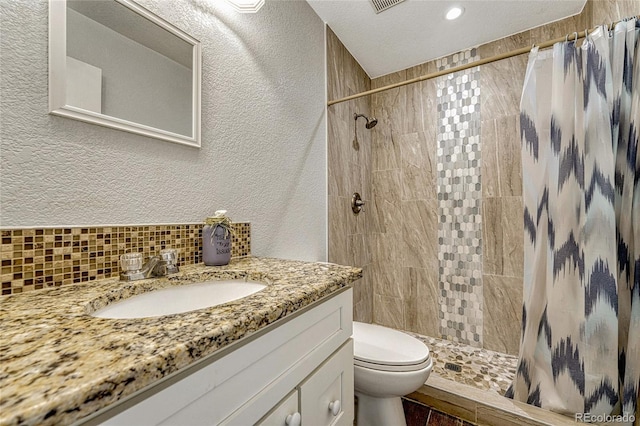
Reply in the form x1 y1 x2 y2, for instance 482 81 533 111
402 398 473 426
408 332 517 395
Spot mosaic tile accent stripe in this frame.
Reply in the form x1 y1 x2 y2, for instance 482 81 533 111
436 48 478 72
0 223 250 296
436 48 483 346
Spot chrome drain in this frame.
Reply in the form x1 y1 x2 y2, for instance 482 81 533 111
444 362 463 372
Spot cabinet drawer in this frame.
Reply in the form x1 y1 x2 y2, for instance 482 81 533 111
258 390 299 426
300 339 354 426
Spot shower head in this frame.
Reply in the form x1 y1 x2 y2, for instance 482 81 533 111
365 117 378 129
354 113 378 129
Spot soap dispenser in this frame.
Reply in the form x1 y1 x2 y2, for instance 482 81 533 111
203 210 233 266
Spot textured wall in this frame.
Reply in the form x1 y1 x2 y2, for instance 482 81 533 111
326 28 373 323
0 0 327 261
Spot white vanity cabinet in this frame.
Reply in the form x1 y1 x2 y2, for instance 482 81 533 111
256 339 353 426
87 288 354 426
256 339 354 426
298 339 353 426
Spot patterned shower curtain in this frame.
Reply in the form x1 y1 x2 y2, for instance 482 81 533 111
506 19 640 423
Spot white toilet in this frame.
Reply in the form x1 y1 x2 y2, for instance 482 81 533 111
352 322 432 426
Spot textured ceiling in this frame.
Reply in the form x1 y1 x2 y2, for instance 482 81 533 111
306 0 586 78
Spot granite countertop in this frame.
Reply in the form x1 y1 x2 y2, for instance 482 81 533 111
0 257 362 426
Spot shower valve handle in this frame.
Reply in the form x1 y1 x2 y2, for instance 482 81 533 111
352 193 365 214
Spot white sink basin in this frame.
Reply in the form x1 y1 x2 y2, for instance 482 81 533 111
92 279 266 319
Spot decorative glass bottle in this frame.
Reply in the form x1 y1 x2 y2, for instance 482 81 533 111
203 210 233 266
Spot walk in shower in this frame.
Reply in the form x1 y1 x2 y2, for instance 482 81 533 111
327 1 640 424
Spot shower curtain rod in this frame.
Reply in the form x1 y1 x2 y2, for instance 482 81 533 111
327 15 640 107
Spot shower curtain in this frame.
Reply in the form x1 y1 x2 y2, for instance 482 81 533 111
506 19 640 423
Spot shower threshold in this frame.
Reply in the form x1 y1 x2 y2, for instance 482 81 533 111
404 332 579 425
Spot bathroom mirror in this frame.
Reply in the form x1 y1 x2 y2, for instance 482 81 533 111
49 0 201 147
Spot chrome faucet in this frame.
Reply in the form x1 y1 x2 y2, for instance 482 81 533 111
120 250 179 281
141 256 167 277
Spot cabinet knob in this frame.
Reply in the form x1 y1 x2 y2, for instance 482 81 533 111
328 400 341 416
285 412 301 426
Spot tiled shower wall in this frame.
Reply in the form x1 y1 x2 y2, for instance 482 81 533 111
366 49 492 348
326 28 373 323
327 0 639 355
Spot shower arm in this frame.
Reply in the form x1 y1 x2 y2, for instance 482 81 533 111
354 113 378 129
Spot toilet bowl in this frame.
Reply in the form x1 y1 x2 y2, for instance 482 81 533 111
353 322 432 426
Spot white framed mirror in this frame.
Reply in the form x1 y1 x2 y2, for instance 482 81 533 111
49 0 201 148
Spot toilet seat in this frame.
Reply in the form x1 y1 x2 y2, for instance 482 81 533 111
354 355 432 372
353 322 431 373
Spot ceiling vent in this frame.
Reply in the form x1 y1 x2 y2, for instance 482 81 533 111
369 0 406 14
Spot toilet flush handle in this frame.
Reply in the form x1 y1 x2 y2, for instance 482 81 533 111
329 399 341 416
285 412 301 426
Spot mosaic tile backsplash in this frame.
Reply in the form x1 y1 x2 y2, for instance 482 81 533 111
0 223 251 295
436 49 483 347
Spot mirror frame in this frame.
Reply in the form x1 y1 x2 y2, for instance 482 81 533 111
49 0 202 148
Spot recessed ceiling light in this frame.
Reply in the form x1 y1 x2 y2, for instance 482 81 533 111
445 6 464 20
225 0 265 13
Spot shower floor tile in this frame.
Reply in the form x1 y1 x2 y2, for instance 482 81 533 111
407 332 517 395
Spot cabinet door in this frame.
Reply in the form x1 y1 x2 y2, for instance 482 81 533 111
299 339 354 426
257 390 300 426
